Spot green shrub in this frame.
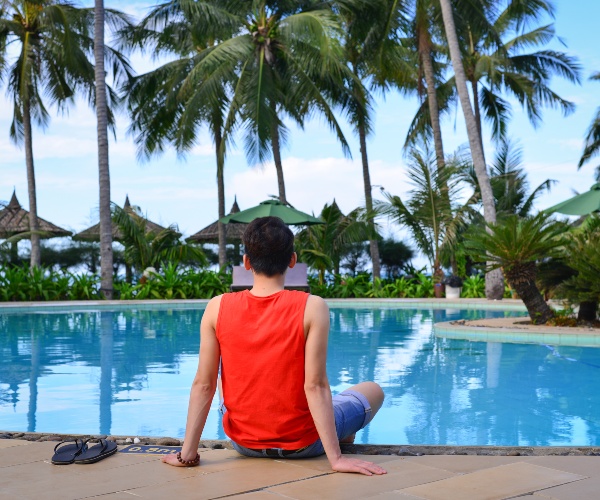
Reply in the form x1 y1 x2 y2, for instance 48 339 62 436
461 275 485 298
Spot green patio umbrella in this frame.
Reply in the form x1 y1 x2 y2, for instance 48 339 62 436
546 183 600 216
220 200 324 225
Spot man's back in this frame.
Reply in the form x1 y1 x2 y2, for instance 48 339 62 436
217 290 319 449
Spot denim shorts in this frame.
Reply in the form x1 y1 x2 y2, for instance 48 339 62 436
223 389 373 459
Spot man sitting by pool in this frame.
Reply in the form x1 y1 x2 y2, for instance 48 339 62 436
162 216 386 475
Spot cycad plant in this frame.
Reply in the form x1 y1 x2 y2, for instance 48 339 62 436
466 213 566 323
0 0 131 267
555 216 600 321
111 204 206 274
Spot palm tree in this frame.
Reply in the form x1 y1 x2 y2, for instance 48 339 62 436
163 0 352 205
111 204 206 273
461 139 555 217
457 0 581 143
295 201 375 284
331 0 415 280
124 2 237 269
404 0 449 172
438 0 503 299
94 0 112 298
378 146 474 282
579 71 600 179
0 1 130 269
466 213 566 324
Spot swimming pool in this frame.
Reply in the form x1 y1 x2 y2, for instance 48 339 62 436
1 304 598 446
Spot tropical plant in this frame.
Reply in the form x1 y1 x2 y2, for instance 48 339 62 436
460 139 555 217
295 201 375 284
115 266 231 300
111 203 206 274
461 274 485 298
378 238 414 278
0 0 131 268
579 71 600 179
554 216 600 321
333 274 372 298
465 213 566 323
378 146 474 282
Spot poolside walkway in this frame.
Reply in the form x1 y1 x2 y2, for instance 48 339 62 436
2 440 598 499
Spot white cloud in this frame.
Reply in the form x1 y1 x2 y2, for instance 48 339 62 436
230 156 411 217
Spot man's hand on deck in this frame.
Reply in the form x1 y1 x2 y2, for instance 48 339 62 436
330 456 387 476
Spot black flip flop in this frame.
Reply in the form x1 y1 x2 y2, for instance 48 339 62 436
74 439 118 464
51 439 86 465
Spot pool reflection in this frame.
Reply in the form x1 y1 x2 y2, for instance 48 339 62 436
1 306 598 446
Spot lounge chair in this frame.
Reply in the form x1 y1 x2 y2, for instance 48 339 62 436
230 263 310 292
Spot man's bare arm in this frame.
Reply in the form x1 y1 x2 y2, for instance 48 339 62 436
304 295 386 476
162 296 221 467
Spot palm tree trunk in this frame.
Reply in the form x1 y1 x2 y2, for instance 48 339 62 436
510 278 554 324
439 0 504 299
271 123 287 204
22 99 41 268
358 120 381 280
215 128 227 269
578 301 598 322
421 42 445 172
471 80 485 152
94 0 114 299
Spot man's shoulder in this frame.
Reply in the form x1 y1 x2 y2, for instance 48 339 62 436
204 294 224 322
305 294 329 319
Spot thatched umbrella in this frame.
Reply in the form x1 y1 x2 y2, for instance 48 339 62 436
73 196 170 242
0 191 71 263
186 198 245 244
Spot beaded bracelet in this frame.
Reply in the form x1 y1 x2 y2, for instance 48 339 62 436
176 451 200 466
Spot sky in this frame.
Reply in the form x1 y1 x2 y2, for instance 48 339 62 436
1 1 599 267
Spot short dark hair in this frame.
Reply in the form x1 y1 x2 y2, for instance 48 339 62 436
243 217 294 276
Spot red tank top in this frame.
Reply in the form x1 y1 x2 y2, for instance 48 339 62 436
216 289 319 449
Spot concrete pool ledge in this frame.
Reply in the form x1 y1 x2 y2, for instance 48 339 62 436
2 432 600 457
0 297 529 312
435 316 600 347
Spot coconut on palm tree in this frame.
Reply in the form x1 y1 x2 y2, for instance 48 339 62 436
466 213 566 324
0 0 131 271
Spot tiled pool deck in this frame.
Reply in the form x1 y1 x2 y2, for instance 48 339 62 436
1 439 599 499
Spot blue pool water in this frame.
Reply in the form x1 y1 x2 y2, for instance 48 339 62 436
1 305 598 446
